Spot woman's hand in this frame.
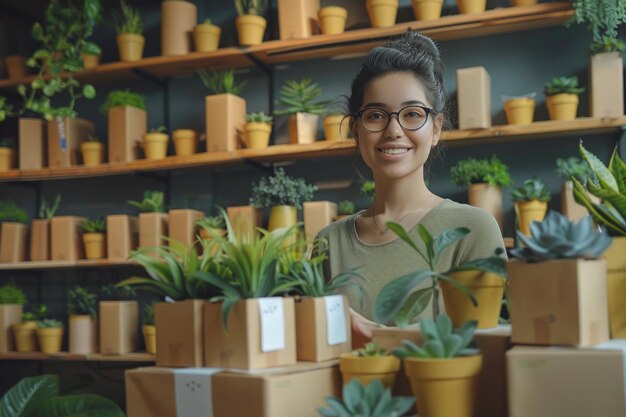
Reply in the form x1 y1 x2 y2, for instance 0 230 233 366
350 308 379 349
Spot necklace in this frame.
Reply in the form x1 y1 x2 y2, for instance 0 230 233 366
370 194 434 236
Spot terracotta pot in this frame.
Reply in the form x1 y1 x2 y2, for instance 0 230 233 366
37 327 64 354
339 354 401 388
468 183 503 230
512 0 538 5
117 33 145 62
323 114 350 141
236 15 267 46
457 0 486 14
503 97 535 125
546 93 579 121
193 24 221 52
244 122 272 149
515 200 548 236
83 232 106 259
268 205 298 231
173 129 198 156
80 141 104 166
161 0 197 56
0 147 14 171
143 133 169 160
367 0 399 27
412 0 444 20
5 55 27 79
143 325 156 355
81 53 100 69
404 355 482 417
441 270 505 329
318 6 348 35
69 315 97 354
13 321 37 352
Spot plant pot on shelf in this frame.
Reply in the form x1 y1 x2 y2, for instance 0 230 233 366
318 6 348 35
69 315 97 354
13 321 37 352
404 355 483 417
172 129 198 156
0 305 22 353
268 205 298 231
0 147 14 171
503 97 535 125
83 232 106 259
367 0 399 27
515 200 547 236
5 55 27 79
143 324 156 355
142 132 169 160
468 183 503 231
80 141 104 166
288 112 318 144
339 354 401 388
590 51 624 118
193 23 221 52
244 122 271 149
546 93 578 121
457 0 486 14
412 0 443 20
117 33 145 62
81 53 100 69
37 327 64 354
161 0 197 56
512 0 538 5
323 114 350 141
236 15 267 46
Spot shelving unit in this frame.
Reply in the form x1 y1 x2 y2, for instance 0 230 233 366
0 259 136 271
0 352 154 362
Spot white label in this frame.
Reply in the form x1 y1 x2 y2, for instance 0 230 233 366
258 297 285 352
174 368 221 417
324 295 347 346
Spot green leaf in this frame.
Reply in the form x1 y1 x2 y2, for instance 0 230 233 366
385 221 429 264
81 42 101 56
439 275 478 307
31 24 44 41
432 227 470 265
609 148 626 194
373 270 436 325
82 84 96 99
446 256 507 278
30 394 124 417
417 224 434 261
393 287 433 328
31 79 44 90
0 375 58 417
580 142 618 191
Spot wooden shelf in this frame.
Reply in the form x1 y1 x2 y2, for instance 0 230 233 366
0 3 572 89
0 259 136 270
0 352 155 362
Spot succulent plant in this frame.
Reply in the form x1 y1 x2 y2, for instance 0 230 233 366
0 285 26 305
274 79 331 116
143 303 155 326
352 342 387 357
510 210 612 262
67 286 98 318
318 379 414 417
38 194 61 220
338 200 356 216
556 156 594 184
393 315 478 359
198 69 247 96
590 36 626 54
37 318 64 328
79 218 106 233
246 112 273 123
128 190 165 213
544 76 585 96
234 0 267 16
197 215 226 230
22 304 48 322
450 155 511 187
511 177 551 202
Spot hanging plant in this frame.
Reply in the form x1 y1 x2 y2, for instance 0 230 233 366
569 0 626 41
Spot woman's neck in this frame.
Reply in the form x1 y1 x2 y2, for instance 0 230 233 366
371 171 432 216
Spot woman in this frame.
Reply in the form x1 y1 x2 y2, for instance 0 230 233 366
317 32 505 344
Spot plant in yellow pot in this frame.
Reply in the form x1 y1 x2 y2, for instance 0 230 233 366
336 200 356 221
14 304 48 353
0 285 26 353
318 6 348 35
393 315 482 417
197 214 226 241
456 0 486 14
412 0 443 21
544 76 585 121
502 93 535 125
79 218 106 259
67 286 98 354
235 0 268 46
172 129 198 156
194 18 221 52
0 138 16 172
250 168 318 231
113 0 145 62
511 177 551 236
339 342 400 389
81 41 102 70
323 113 350 141
142 302 156 355
367 0 399 27
244 112 273 149
80 134 105 166
36 319 64 354
143 126 169 160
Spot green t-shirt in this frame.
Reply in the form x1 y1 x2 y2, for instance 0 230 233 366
317 199 506 321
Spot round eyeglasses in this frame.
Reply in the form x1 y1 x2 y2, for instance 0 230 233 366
355 105 434 132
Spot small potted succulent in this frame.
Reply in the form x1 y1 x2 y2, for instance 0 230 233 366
79 218 107 259
318 6 348 35
336 200 356 221
81 41 102 69
0 285 26 352
67 286 98 354
511 177 551 236
80 134 105 167
193 18 221 52
113 0 145 62
142 126 169 160
556 156 596 221
235 0 268 46
502 93 536 125
36 319 64 354
339 342 401 389
14 304 47 352
544 76 585 121
142 302 156 355
172 129 198 156
244 112 273 149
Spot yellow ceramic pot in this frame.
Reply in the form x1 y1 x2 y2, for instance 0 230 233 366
546 93 579 121
339 354 401 388
323 114 350 141
368 0 399 27
268 205 297 231
512 0 538 5
244 122 272 149
81 141 104 166
193 24 221 52
143 325 156 355
457 0 486 14
13 321 37 352
143 133 169 160
37 327 64 354
412 0 444 20
504 97 535 125
236 15 266 46
83 232 106 259
81 53 100 69
318 6 348 35
515 200 548 236
117 33 145 62
173 129 198 156
0 147 14 171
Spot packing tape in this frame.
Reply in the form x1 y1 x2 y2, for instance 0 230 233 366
173 368 222 417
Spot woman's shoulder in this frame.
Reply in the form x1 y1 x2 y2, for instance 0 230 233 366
426 199 501 234
316 212 359 240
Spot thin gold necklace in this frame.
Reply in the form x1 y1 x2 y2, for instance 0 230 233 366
370 194 434 236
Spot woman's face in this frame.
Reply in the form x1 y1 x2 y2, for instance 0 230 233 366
352 72 443 181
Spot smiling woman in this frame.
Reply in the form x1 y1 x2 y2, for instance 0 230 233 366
316 32 506 346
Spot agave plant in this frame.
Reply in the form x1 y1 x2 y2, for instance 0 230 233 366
392 315 478 359
38 194 61 220
573 143 626 236
128 190 165 213
544 76 585 96
510 210 612 262
511 177 551 202
274 79 331 116
318 379 414 417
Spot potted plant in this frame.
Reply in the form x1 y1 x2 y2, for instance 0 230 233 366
244 111 273 149
81 41 102 70
322 112 350 141
393 315 482 417
556 156 596 221
79 218 106 259
36 319 64 354
197 214 226 240
250 168 318 230
274 79 331 144
142 302 156 355
67 285 98 354
457 0 486 14
172 129 198 156
0 284 26 353
450 155 511 230
502 93 536 125
142 126 169 160
199 69 247 152
0 201 29 263
509 210 612 345
99 283 138 354
161 0 197 56
570 0 626 42
14 304 47 353
5 54 28 79
367 0 398 27
572 143 626 337
511 177 551 236
412 0 442 21
193 18 221 52
373 222 506 329
318 6 348 35
113 0 145 62
101 89 147 163
589 36 625 118
338 342 400 389
235 0 268 46
128 190 168 251
30 194 61 261
80 134 105 166
544 76 585 121
318 379 415 417
336 200 356 221
0 137 16 172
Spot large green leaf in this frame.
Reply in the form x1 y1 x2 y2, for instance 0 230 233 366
609 148 626 194
580 143 618 191
373 270 436 325
586 182 626 219
432 227 470 266
30 395 124 417
446 256 507 278
385 222 429 264
0 375 58 417
393 287 433 328
438 275 478 307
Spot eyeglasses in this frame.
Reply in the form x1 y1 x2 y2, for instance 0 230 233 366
355 105 434 132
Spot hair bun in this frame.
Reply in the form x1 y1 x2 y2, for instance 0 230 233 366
390 32 441 63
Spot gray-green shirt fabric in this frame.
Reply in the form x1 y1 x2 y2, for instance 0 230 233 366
317 199 505 321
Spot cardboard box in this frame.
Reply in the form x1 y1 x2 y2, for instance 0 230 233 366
30 219 50 261
47 117 94 168
457 66 492 129
590 51 624 119
474 325 512 417
125 361 341 417
277 0 320 39
204 298 297 369
507 341 626 417
108 106 146 163
226 206 262 242
0 304 23 353
303 201 337 242
18 118 47 170
106 215 138 260
155 300 205 367
51 216 86 261
295 296 351 362
138 212 168 250
168 209 204 248
0 222 29 262
605 236 626 338
99 301 139 354
205 93 246 153
288 113 318 144
508 259 610 346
